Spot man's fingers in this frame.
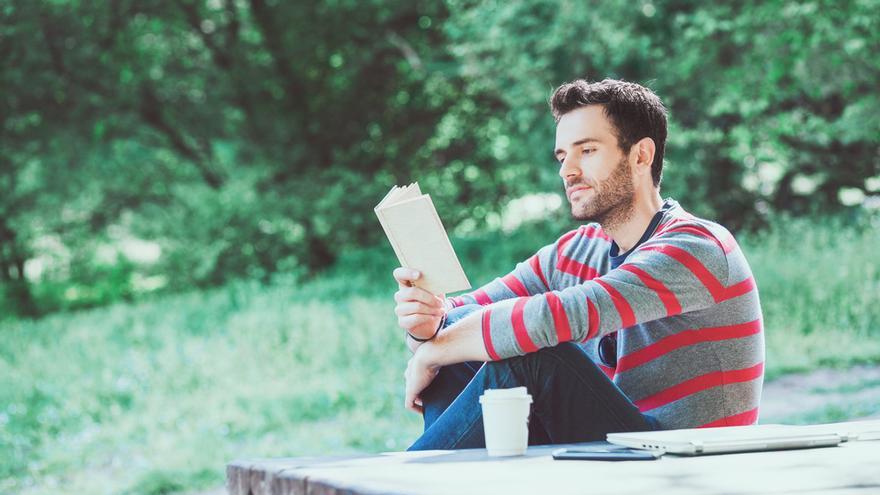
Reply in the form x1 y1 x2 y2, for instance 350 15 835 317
398 314 436 329
394 286 442 306
404 392 424 414
393 267 421 288
395 301 444 317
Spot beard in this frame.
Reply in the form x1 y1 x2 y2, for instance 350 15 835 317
568 156 635 229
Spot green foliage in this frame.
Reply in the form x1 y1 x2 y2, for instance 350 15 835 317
741 214 880 378
127 469 217 495
1 218 879 493
31 255 137 313
2 0 878 316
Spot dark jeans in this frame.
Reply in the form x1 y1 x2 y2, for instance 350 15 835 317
408 304 658 451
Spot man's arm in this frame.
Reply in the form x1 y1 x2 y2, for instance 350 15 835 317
478 226 749 360
445 241 559 309
404 308 490 412
416 309 490 366
394 226 614 356
393 236 560 353
403 225 759 410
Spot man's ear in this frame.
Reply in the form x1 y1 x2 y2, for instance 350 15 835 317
632 137 656 178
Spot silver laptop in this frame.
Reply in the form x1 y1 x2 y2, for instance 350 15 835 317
607 424 843 456
791 419 880 441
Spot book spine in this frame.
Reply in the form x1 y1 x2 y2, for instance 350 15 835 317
424 195 471 291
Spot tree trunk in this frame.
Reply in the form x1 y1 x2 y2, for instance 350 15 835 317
0 219 39 317
300 219 336 273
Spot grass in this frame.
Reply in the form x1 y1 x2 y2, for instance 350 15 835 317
811 377 880 395
1 215 879 494
781 400 880 425
739 215 880 379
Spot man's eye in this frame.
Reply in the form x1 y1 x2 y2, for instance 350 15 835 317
583 148 596 155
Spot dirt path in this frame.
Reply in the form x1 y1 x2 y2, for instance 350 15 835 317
760 365 880 422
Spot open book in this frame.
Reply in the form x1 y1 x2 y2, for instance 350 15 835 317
374 183 471 295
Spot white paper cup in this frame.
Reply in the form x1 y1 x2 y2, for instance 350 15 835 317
479 387 533 457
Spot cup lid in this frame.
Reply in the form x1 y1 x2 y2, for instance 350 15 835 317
480 395 533 404
479 387 532 403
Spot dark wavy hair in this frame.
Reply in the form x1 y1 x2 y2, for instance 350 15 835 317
550 79 668 187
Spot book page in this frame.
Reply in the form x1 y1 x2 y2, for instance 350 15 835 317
375 191 470 295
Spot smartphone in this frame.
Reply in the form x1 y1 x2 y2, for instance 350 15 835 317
552 447 661 461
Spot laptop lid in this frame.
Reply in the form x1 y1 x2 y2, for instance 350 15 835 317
607 424 842 456
791 419 880 441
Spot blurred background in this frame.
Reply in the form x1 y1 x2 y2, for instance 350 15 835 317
1 0 878 493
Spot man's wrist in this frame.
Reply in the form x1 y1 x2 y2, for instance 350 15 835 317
413 340 441 370
406 313 446 343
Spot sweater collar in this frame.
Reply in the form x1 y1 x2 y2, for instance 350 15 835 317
609 198 677 268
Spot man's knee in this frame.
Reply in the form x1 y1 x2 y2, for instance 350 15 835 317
483 342 588 378
537 342 589 361
488 342 586 367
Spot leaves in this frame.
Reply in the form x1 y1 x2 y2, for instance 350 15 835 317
1 0 878 316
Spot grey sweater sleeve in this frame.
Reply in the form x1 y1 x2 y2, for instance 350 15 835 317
481 225 735 360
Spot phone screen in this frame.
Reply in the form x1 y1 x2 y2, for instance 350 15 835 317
552 447 661 461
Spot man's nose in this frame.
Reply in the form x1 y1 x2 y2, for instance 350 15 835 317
558 154 581 181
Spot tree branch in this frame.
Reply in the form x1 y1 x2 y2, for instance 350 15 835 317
138 84 224 189
174 0 234 69
174 0 262 144
247 0 309 119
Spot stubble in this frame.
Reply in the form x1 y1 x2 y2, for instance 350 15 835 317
569 156 635 230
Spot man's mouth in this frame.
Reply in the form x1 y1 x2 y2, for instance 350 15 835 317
567 185 592 199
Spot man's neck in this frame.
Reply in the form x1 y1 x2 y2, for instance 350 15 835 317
605 190 664 254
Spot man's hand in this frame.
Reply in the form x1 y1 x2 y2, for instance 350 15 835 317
404 348 439 414
393 267 446 341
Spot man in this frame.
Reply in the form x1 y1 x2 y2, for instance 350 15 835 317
392 79 764 450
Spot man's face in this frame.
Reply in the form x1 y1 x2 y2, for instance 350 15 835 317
554 105 635 226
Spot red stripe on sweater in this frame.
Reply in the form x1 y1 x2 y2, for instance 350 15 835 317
618 265 682 316
724 277 756 300
449 296 465 308
655 220 675 232
719 231 737 254
663 225 738 255
556 230 579 259
481 309 500 361
511 298 538 353
583 299 600 341
635 362 764 412
698 407 759 428
555 227 605 281
597 363 616 379
545 292 572 343
656 217 689 233
580 224 611 241
595 279 636 328
501 274 529 297
662 225 719 251
473 289 492 306
528 255 550 291
558 255 600 281
640 244 726 302
616 319 762 373
656 210 696 231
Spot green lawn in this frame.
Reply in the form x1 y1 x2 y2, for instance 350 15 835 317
1 217 878 494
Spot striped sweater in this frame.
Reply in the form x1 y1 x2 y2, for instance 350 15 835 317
448 199 764 429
